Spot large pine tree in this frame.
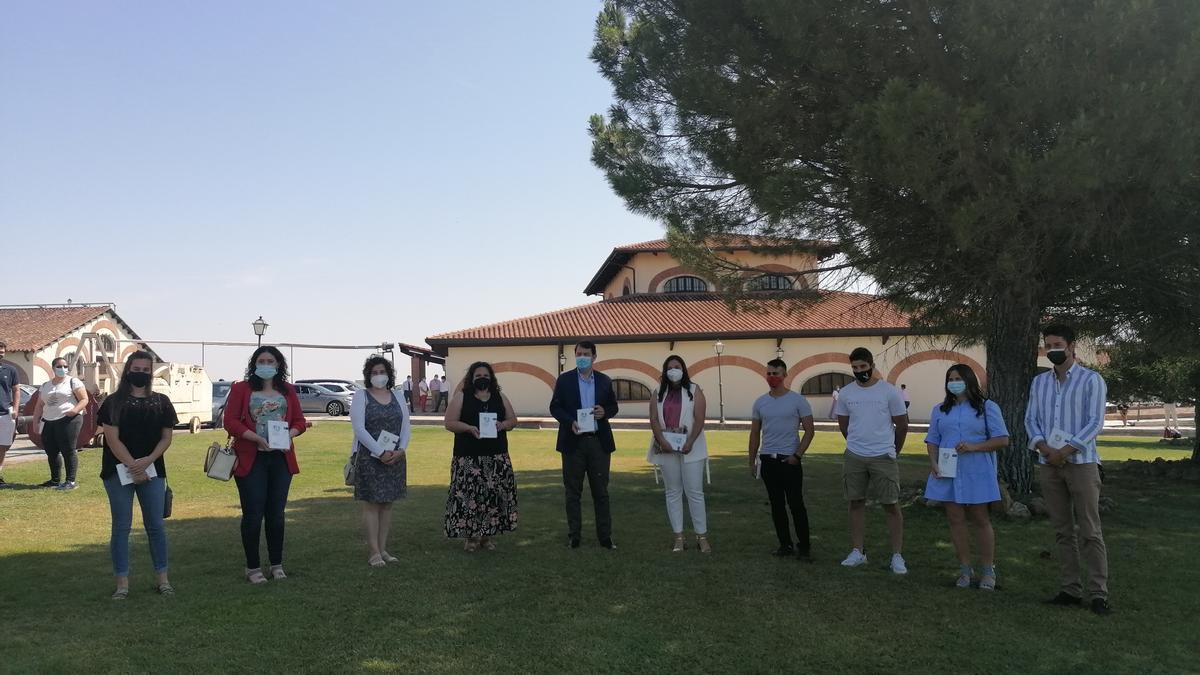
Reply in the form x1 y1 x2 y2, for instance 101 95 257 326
589 0 1200 494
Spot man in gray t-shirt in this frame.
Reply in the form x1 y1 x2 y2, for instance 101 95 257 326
748 358 816 559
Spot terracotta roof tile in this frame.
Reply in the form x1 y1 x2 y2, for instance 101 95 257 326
0 305 113 351
427 291 912 347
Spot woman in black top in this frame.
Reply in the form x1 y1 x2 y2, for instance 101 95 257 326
98 351 178 599
442 362 519 551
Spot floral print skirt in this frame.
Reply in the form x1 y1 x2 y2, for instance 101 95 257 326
444 454 519 539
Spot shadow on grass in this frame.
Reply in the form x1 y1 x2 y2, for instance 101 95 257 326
2 455 1200 673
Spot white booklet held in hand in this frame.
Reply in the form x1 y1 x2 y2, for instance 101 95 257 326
662 432 688 453
576 408 596 433
479 412 498 439
116 462 158 486
0 415 14 447
376 430 399 453
937 447 958 478
267 420 291 450
1048 427 1071 450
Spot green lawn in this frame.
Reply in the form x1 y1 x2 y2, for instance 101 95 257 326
1 426 1197 674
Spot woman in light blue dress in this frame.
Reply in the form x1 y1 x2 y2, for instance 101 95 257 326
924 364 1009 590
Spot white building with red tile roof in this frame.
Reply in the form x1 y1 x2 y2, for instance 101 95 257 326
0 304 156 389
427 238 992 421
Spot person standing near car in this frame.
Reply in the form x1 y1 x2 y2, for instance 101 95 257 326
32 356 89 490
0 340 20 487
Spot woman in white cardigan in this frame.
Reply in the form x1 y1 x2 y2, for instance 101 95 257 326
648 355 710 553
349 357 411 567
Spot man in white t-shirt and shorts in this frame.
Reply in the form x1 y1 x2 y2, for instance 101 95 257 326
834 347 909 574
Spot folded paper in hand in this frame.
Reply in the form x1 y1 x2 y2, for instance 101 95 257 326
662 432 688 452
576 409 596 433
1048 427 1071 450
267 420 291 450
116 462 158 486
0 416 14 447
376 430 399 453
937 447 958 478
479 413 498 439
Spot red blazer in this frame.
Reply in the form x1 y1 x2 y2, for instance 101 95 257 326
222 380 307 477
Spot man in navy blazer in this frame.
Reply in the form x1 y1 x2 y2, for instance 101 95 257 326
549 340 619 549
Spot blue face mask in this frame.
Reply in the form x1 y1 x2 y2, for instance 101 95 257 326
575 356 592 371
255 364 278 380
54 366 69 377
946 381 967 396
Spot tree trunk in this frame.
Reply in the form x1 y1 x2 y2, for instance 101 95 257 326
1192 392 1199 462
984 296 1043 497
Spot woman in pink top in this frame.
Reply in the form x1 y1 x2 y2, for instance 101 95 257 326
647 355 710 553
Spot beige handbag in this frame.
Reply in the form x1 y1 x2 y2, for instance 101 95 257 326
343 452 357 486
204 436 238 481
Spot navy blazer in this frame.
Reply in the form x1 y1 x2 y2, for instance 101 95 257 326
548 369 619 454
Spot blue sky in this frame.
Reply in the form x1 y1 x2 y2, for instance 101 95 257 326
1 1 659 381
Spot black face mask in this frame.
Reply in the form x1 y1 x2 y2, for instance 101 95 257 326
1046 349 1069 366
473 377 491 391
854 368 873 383
127 371 151 387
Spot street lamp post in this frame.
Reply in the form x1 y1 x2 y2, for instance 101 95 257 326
252 316 269 346
558 349 566 374
714 339 725 424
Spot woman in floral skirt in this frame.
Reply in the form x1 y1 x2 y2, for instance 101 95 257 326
443 362 519 551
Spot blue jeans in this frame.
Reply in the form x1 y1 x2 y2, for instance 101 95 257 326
102 474 169 577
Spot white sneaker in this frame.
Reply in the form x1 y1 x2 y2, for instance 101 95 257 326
840 549 868 567
890 553 908 575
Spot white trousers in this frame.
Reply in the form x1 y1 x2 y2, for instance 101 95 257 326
1164 403 1179 427
659 454 707 535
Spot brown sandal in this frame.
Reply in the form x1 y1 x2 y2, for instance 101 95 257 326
696 535 712 554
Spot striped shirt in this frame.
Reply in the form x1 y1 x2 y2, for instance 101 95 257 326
1024 363 1107 465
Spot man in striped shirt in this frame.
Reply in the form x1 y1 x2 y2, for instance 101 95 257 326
1024 323 1111 616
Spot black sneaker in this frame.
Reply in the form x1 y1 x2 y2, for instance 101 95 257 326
567 537 581 549
772 545 794 557
599 539 617 550
39 480 61 488
57 481 79 491
1043 591 1083 607
1090 598 1113 616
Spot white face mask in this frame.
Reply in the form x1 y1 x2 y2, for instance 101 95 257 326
666 368 684 383
370 374 389 389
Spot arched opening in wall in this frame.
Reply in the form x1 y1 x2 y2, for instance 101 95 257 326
747 274 795 291
100 334 117 357
662 276 709 293
612 379 652 402
800 372 854 396
60 351 82 376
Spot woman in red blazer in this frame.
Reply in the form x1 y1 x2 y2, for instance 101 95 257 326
223 346 307 585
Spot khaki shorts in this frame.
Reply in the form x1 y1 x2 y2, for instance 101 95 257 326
842 450 900 504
